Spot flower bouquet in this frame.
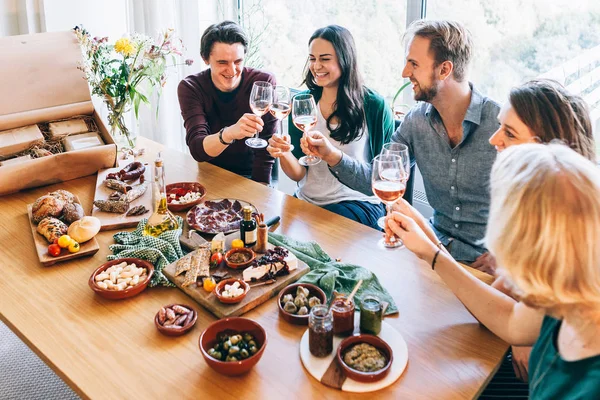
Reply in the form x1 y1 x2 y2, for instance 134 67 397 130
74 26 192 149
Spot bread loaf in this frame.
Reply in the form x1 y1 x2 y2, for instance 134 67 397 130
37 217 68 243
63 202 84 224
67 216 101 243
32 195 65 223
49 189 75 204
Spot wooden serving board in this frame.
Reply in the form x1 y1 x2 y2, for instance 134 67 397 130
299 321 409 393
91 164 152 231
27 196 100 267
163 249 310 319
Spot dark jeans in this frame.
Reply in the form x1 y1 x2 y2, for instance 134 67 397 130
322 200 385 231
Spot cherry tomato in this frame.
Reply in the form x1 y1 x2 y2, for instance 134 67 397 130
48 243 61 257
58 235 73 249
210 252 223 268
68 241 80 253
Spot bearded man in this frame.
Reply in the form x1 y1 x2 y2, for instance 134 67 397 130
305 20 499 272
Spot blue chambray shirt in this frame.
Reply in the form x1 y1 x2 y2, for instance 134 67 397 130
330 84 500 262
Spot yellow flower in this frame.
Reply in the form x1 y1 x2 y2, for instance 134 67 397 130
114 38 136 56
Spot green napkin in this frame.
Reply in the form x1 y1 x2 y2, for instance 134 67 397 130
268 233 398 315
107 216 184 287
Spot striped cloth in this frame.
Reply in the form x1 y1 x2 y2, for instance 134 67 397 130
479 351 529 399
107 217 184 287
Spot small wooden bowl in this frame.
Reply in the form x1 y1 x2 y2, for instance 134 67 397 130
199 317 267 376
224 248 255 269
337 334 393 383
278 283 327 325
166 182 207 212
214 278 250 304
88 258 154 300
154 304 197 337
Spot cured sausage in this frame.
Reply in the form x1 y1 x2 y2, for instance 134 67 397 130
106 162 146 181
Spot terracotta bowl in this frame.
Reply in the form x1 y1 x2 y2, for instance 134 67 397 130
199 317 267 376
214 278 250 304
224 248 255 269
278 283 327 325
166 182 207 212
154 304 197 337
88 258 154 300
336 334 393 383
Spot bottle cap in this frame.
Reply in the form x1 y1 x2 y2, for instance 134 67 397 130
242 206 253 218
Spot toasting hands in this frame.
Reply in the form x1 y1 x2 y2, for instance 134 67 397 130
299 131 342 166
267 134 293 158
385 211 439 262
224 113 265 141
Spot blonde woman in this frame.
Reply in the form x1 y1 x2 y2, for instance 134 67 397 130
386 143 600 399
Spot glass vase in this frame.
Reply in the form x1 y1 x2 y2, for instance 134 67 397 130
108 108 138 150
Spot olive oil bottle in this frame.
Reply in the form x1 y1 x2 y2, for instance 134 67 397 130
144 153 178 237
240 206 257 247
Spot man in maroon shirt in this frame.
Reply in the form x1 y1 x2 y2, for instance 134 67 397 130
178 21 277 184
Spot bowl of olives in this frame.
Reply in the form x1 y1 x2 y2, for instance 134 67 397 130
199 317 267 376
278 283 327 325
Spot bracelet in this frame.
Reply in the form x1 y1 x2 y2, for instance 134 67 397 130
218 127 233 145
431 249 441 270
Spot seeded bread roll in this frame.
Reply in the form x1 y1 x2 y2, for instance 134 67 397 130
49 189 75 204
37 217 68 243
32 195 65 224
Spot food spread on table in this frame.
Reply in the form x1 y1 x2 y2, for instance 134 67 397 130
207 331 261 362
93 261 148 291
186 199 257 234
281 285 322 316
156 304 195 329
342 343 387 373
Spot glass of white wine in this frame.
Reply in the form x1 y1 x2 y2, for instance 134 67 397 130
372 153 409 249
292 94 320 166
246 81 273 149
376 142 410 229
270 85 294 151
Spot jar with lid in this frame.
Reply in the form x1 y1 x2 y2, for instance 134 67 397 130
308 305 333 357
331 295 355 336
360 295 383 335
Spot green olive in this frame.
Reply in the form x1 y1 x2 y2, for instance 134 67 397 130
248 340 257 348
223 340 231 351
213 351 223 360
249 345 258 355
243 333 253 342
230 334 242 345
225 355 237 362
228 345 240 355
240 349 249 359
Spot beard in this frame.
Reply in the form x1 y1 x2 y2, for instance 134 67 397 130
413 74 439 102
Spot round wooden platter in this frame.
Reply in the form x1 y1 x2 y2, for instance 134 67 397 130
299 321 408 393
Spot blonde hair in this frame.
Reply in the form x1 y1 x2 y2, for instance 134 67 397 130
486 143 600 319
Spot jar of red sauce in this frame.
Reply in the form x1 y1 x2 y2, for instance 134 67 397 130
331 295 355 336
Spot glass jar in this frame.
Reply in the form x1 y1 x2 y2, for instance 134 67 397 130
308 305 333 357
331 296 355 336
360 295 383 335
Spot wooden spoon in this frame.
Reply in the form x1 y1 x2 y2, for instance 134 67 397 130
346 279 363 303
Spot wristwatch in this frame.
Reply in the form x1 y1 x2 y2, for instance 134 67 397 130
218 127 233 145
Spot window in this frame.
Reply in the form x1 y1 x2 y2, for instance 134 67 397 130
240 0 408 101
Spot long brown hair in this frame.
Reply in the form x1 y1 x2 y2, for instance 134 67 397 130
509 79 596 162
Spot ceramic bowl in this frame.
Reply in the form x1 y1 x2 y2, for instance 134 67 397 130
88 258 154 300
277 283 327 325
166 182 207 212
154 304 197 337
224 248 255 269
337 334 393 383
214 278 250 304
199 317 267 376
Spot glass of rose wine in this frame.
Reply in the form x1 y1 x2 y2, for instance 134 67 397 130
246 81 273 148
376 142 410 229
372 153 409 249
270 85 294 151
292 94 320 166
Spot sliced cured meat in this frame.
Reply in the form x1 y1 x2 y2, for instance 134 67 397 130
231 200 242 213
186 199 257 234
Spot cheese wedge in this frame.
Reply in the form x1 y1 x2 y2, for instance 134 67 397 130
242 251 297 282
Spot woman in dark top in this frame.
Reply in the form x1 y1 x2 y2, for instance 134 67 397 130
386 143 600 399
177 21 277 184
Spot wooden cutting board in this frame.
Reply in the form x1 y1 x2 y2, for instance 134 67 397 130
28 196 100 267
91 164 153 231
163 250 310 319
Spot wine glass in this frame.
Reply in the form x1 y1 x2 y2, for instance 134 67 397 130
372 153 410 249
270 86 294 151
292 94 320 166
376 142 410 229
246 81 273 148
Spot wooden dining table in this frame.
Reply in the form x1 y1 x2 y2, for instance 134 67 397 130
0 137 507 400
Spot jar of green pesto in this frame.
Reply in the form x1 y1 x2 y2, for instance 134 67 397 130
360 295 383 335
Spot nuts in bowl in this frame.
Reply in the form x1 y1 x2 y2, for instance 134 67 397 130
88 258 154 300
154 304 197 336
166 182 206 212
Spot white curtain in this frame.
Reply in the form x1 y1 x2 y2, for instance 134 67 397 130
0 0 44 36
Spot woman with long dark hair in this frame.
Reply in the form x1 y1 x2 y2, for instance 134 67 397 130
267 25 394 229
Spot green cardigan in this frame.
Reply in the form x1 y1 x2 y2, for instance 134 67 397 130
288 88 394 161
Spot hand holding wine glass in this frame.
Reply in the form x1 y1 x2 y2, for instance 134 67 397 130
270 86 294 151
376 142 410 229
246 81 273 149
372 153 410 249
292 94 320 166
